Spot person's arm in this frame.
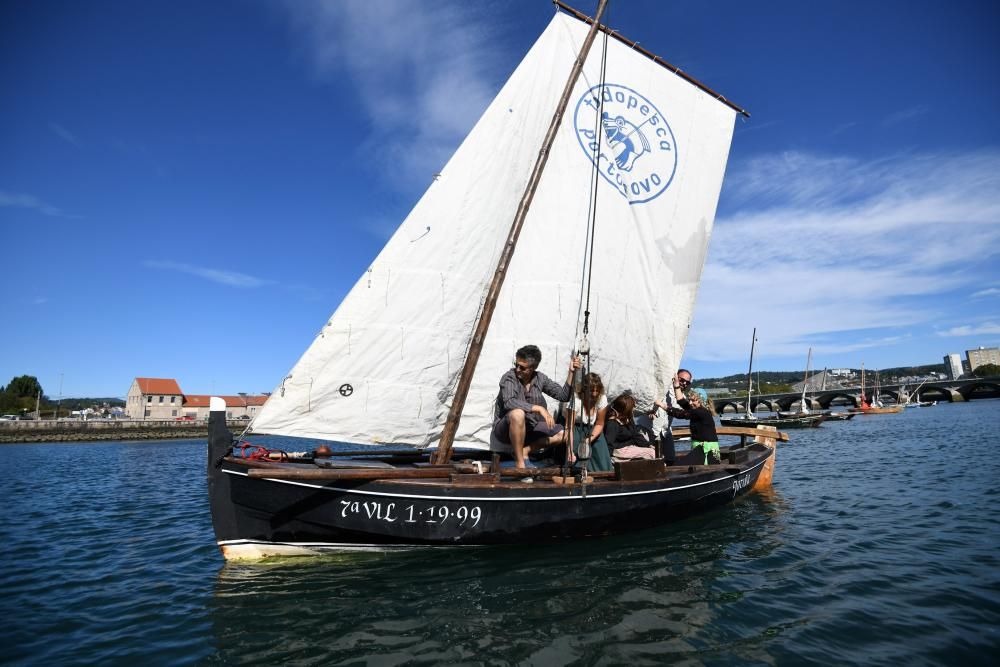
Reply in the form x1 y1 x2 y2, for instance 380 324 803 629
668 397 693 421
590 406 608 441
542 356 580 403
666 405 689 419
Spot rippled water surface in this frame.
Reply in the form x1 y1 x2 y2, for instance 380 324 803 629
2 401 998 665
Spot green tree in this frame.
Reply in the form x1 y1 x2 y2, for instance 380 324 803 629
973 363 1000 378
5 375 43 398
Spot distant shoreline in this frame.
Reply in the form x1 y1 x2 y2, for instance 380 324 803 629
0 420 245 444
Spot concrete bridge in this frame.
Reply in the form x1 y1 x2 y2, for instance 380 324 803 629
713 377 1000 413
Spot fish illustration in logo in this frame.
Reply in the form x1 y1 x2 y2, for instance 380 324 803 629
601 112 651 171
574 83 678 204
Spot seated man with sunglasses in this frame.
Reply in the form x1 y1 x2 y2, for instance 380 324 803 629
491 344 581 471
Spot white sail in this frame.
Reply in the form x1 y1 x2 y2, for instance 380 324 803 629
251 12 738 447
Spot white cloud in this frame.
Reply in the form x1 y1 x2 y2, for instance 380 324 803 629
936 323 1000 337
685 150 1000 363
0 190 65 216
144 261 272 288
280 0 502 187
971 287 1000 298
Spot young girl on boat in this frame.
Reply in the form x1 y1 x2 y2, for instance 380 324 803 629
604 393 657 462
668 377 720 465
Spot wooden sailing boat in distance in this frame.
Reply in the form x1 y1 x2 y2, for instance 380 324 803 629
850 363 903 414
720 333 825 429
206 1 782 559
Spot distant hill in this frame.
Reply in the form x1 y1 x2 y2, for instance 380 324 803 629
46 397 126 410
700 363 946 392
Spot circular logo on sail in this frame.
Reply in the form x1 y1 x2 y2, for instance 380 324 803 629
573 84 678 205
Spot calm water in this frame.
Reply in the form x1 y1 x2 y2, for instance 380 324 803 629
2 401 998 666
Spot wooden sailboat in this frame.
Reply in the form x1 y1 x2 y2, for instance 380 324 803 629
902 379 936 408
720 333 825 429
777 349 843 422
849 364 903 414
207 1 782 559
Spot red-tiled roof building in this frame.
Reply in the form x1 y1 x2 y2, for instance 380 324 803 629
125 377 269 421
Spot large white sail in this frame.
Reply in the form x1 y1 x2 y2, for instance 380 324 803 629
250 11 738 447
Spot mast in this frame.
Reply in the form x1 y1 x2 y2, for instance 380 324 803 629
860 362 866 408
744 328 756 418
799 348 812 413
433 0 610 464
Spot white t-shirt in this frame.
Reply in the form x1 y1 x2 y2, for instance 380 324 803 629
571 394 607 425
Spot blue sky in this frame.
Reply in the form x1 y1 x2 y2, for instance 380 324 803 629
2 0 998 398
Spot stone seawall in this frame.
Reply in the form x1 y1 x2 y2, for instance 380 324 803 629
0 420 245 444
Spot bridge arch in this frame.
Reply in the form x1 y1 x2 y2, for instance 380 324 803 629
717 400 743 414
957 380 1000 401
817 392 860 408
917 386 957 403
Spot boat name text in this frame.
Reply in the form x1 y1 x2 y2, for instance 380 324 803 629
340 500 482 527
732 474 751 495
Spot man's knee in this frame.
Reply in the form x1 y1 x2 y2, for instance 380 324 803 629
508 408 526 425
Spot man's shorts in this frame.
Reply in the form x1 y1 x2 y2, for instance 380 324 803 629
490 412 564 452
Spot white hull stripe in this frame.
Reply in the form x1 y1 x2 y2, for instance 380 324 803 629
219 539 476 551
222 456 767 502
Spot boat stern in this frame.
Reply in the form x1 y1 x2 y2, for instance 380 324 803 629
750 426 778 492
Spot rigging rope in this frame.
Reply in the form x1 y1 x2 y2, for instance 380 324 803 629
575 7 611 376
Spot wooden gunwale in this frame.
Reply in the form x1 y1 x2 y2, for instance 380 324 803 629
232 445 773 484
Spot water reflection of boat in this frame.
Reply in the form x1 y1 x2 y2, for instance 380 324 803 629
205 1 784 560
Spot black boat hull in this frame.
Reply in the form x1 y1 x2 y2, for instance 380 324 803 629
719 414 825 429
207 412 774 559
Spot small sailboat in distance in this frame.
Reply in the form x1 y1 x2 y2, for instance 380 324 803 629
719 334 825 429
850 363 903 415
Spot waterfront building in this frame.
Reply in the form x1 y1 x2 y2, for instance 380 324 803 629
180 394 268 421
966 346 1000 372
944 353 963 380
126 378 184 420
125 377 268 420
